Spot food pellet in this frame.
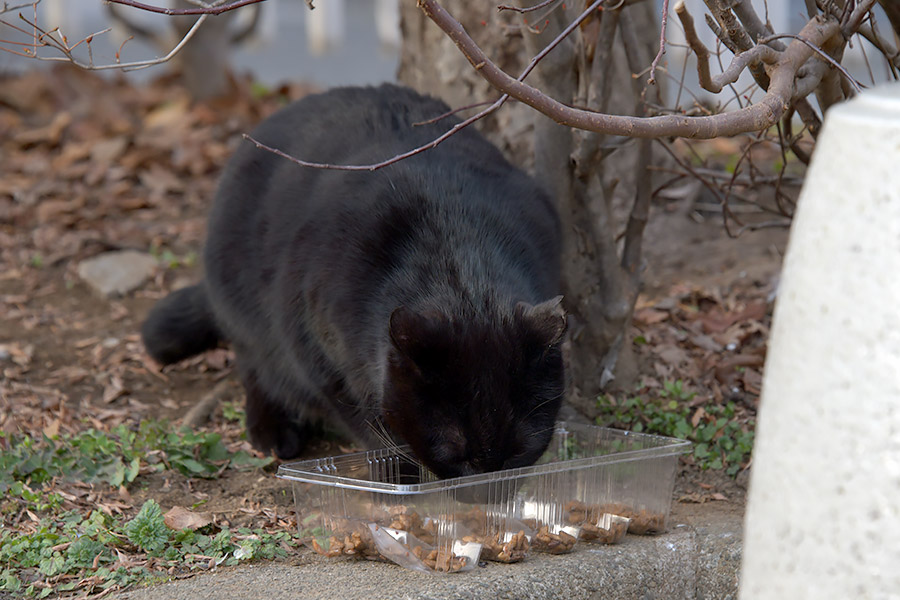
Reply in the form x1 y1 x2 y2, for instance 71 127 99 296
531 526 577 554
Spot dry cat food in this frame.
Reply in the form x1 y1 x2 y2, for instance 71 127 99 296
465 530 530 563
310 523 381 559
597 503 667 535
456 507 532 562
387 506 437 545
580 514 630 544
455 506 487 532
410 545 470 572
565 500 629 544
309 509 472 572
531 525 577 554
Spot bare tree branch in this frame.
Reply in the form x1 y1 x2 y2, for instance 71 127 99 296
420 0 841 139
1 7 209 71
704 0 755 53
760 32 862 93
731 0 779 46
676 2 783 95
0 0 38 15
619 8 655 282
843 0 878 37
857 20 900 69
674 2 714 90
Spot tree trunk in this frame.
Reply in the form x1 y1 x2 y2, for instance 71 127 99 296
171 2 235 101
398 1 536 166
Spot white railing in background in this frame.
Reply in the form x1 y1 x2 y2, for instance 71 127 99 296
36 0 400 55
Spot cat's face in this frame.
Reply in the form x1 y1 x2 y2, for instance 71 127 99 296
382 298 566 479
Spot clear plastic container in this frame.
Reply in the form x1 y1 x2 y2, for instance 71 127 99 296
277 423 690 572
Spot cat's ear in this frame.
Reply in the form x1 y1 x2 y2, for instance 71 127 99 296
516 295 566 346
389 306 447 363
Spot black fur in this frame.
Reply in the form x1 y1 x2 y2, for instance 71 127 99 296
141 284 220 365
142 84 566 477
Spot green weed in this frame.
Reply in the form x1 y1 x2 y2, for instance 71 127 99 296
149 245 197 269
0 503 298 598
596 380 754 476
0 421 272 491
0 421 286 597
222 401 246 428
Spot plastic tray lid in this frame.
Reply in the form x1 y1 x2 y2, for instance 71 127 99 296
276 423 691 495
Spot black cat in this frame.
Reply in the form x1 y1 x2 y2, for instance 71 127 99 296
142 84 565 479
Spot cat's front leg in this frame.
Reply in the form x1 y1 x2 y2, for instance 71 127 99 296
237 363 311 460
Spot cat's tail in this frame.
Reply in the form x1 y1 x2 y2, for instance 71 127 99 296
141 283 221 365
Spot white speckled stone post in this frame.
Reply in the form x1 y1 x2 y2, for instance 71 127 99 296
740 83 900 599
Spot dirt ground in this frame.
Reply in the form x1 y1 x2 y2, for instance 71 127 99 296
1 66 789 538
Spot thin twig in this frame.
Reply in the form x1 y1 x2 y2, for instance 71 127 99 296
0 0 38 15
497 0 558 14
647 0 669 85
1 9 208 71
773 121 794 217
733 219 792 236
243 98 507 171
105 0 270 16
411 99 498 126
653 164 804 186
656 139 739 237
250 0 605 169
182 379 233 428
759 32 862 92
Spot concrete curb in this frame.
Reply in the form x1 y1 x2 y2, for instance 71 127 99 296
113 504 742 600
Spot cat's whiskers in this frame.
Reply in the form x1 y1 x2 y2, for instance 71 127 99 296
366 419 418 464
521 391 566 421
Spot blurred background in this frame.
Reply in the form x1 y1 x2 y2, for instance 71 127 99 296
1 0 893 103
0 0 400 92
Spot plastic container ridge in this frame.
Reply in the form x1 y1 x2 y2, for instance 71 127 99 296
277 422 690 572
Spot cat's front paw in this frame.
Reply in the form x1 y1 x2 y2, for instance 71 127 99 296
248 418 308 460
245 398 309 460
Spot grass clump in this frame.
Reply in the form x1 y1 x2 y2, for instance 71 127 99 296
0 419 294 598
596 380 754 476
0 420 272 490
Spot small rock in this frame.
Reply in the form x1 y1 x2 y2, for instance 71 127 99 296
77 250 158 298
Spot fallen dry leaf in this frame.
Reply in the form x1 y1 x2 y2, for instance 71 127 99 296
698 301 768 335
714 353 765 386
741 369 763 395
633 307 669 326
14 111 72 147
164 506 214 531
102 374 127 404
0 342 34 367
42 418 60 438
